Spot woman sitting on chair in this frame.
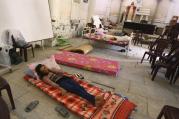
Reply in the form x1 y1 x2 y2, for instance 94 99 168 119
35 64 104 107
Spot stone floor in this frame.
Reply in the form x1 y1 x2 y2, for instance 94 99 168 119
1 38 179 119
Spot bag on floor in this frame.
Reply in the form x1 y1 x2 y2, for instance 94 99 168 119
9 49 22 65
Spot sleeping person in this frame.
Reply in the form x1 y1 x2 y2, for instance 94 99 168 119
35 64 104 107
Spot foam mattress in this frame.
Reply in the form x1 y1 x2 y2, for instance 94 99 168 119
54 51 120 76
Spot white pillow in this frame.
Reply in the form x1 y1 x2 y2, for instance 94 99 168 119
28 55 61 79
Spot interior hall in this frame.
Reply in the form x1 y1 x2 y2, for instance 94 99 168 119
0 0 179 119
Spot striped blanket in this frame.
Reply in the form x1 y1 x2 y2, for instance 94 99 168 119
24 73 136 119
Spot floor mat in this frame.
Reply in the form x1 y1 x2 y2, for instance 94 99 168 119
24 73 136 119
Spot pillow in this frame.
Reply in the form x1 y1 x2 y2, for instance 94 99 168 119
27 55 61 79
24 68 36 78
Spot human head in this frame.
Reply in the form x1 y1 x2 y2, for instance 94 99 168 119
35 64 49 79
170 20 177 26
172 16 178 21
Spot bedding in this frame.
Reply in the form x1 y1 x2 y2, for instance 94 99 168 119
54 51 120 76
66 44 93 54
24 72 136 119
28 55 61 79
83 33 130 47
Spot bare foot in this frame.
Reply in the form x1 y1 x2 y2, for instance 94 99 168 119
96 94 105 100
95 99 104 107
95 95 104 107
95 95 103 100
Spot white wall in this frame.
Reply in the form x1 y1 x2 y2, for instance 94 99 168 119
88 0 178 25
109 0 121 22
49 0 179 35
142 0 179 25
49 0 89 37
120 0 157 22
118 0 178 25
87 0 121 23
166 0 179 23
0 0 53 42
152 0 170 23
94 0 109 17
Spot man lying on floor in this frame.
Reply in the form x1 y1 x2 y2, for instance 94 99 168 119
35 64 104 107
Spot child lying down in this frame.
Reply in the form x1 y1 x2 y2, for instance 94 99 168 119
35 64 104 107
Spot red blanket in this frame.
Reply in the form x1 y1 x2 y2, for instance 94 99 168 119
24 73 136 119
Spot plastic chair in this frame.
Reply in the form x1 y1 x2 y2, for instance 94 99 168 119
157 105 179 119
141 39 169 67
151 49 179 81
11 35 34 62
132 31 143 46
0 96 10 119
0 76 15 110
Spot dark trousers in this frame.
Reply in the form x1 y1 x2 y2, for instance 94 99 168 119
56 76 95 105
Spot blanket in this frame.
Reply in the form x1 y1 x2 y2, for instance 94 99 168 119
24 73 136 119
84 33 130 47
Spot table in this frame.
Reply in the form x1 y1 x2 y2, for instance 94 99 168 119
123 22 156 35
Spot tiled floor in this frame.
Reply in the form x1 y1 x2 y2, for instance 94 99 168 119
1 38 179 119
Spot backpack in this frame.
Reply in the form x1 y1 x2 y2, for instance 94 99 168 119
9 48 23 65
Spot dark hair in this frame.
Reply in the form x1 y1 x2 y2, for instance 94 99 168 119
35 64 47 79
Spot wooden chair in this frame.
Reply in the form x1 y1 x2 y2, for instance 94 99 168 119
0 76 15 110
11 35 34 62
157 105 179 119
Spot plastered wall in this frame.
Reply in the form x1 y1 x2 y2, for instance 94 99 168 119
49 0 89 37
87 0 121 23
49 0 179 37
88 0 179 25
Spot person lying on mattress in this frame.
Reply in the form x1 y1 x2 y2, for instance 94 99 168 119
35 64 104 107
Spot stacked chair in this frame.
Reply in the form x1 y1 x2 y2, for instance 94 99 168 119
141 36 179 85
141 37 169 67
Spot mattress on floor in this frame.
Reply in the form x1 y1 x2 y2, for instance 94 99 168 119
54 51 120 76
24 73 136 119
84 33 129 47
